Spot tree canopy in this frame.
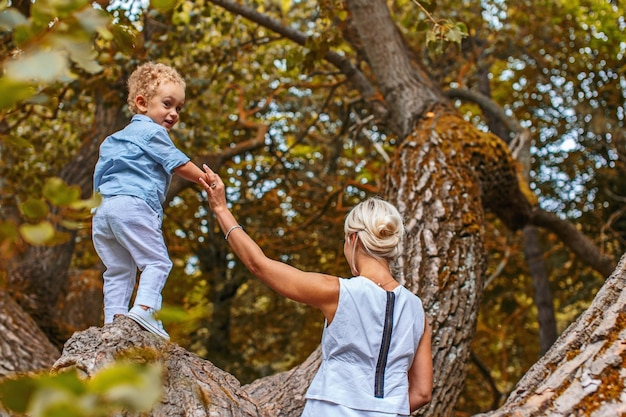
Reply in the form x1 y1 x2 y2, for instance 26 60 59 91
0 0 625 415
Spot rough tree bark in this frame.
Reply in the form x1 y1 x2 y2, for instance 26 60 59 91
475 252 626 417
49 250 626 417
3 1 623 416
55 0 532 415
0 291 60 378
51 316 262 417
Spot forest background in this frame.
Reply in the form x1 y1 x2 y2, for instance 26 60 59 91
0 0 625 416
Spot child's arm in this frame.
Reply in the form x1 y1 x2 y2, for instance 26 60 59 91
174 161 206 184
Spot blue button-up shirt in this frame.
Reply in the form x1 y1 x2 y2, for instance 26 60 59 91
93 114 190 217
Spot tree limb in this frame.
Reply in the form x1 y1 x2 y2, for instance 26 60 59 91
529 208 615 277
206 0 388 121
445 88 522 135
475 252 626 417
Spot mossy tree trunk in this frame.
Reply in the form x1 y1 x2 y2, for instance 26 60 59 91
4 0 624 416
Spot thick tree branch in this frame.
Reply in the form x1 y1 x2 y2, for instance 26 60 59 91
445 87 522 135
476 253 626 417
0 291 60 378
529 208 616 278
206 0 388 121
345 0 445 135
52 316 262 417
447 87 615 278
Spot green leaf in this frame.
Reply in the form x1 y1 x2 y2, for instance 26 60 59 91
31 0 90 21
12 23 35 45
74 7 110 35
427 38 444 55
37 370 86 395
58 219 85 229
31 400 88 417
57 36 103 74
445 22 467 44
89 363 162 411
46 230 71 245
5 51 70 82
0 77 36 110
69 192 102 211
19 221 55 244
28 387 82 417
3 134 35 149
0 376 37 412
110 24 137 52
152 0 179 12
0 7 27 30
43 177 82 207
0 221 20 244
20 198 49 220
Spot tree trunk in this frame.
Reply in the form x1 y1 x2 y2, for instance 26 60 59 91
48 250 626 416
523 225 558 354
384 109 487 415
4 1 624 417
51 316 263 417
475 252 626 417
0 291 60 378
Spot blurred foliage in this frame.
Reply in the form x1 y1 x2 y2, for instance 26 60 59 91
0 362 162 417
0 0 109 110
0 0 624 414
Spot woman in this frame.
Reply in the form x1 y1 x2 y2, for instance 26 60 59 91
200 165 432 416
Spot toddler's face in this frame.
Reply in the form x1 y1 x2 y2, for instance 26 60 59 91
141 81 185 131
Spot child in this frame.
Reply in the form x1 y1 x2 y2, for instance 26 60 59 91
92 62 206 340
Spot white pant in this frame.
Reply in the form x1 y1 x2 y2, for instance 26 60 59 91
92 195 172 324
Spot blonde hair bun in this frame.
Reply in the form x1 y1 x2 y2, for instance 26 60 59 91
345 197 404 260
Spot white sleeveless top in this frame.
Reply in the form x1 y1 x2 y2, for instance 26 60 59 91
305 276 426 414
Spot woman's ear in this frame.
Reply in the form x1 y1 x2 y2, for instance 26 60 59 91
135 95 148 113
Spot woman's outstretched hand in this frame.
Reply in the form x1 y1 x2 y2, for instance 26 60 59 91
199 164 226 212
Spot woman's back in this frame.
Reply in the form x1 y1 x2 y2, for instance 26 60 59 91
305 276 425 415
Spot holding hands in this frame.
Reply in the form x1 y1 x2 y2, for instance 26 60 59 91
200 164 227 213
197 164 432 414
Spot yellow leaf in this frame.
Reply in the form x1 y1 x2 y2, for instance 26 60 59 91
19 221 55 245
5 51 69 82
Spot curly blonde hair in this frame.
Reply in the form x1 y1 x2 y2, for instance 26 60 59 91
345 197 405 262
126 62 186 114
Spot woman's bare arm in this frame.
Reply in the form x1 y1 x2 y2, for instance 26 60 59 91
200 165 340 322
408 321 433 411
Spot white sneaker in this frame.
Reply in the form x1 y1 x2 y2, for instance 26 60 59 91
128 306 170 340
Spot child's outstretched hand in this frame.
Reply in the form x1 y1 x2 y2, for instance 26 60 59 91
200 164 226 212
